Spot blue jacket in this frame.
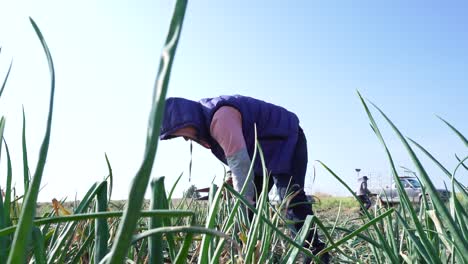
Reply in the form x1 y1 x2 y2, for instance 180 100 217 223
160 95 300 176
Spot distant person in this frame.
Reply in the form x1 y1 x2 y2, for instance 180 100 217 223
356 176 372 214
160 95 329 261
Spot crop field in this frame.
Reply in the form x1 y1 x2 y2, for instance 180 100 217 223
0 0 467 263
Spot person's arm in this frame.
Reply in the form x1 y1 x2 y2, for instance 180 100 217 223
210 106 255 203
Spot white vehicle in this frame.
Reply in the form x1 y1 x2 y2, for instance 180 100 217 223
370 176 450 205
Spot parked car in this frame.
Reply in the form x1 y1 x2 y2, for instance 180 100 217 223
370 176 450 205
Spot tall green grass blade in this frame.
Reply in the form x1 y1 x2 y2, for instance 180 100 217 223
329 201 342 241
316 161 371 219
47 221 61 253
62 217 96 263
310 214 362 263
395 211 433 263
208 184 218 209
32 227 46 264
198 184 224 264
148 177 165 264
329 227 381 248
3 139 13 227
0 184 7 263
0 60 12 99
408 138 467 195
455 153 468 171
151 177 178 260
386 205 399 259
56 223 87 264
173 217 195 264
322 209 394 254
48 181 103 261
95 181 109 263
409 138 468 237
162 212 178 259
257 211 275 264
56 234 77 264
106 1 187 262
437 116 468 147
21 107 30 194
244 144 268 264
317 160 399 263
428 210 457 255
0 138 16 258
368 99 468 260
136 238 149 263
38 207 55 236
0 116 5 167
70 233 94 264
210 225 230 264
168 172 183 202
258 195 287 263
223 184 315 258
133 225 231 244
452 157 468 239
357 91 443 263
7 17 56 264
208 184 219 259
104 153 113 202
11 188 20 221
0 210 194 237
283 215 314 264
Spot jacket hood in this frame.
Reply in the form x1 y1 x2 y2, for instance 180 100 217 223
160 97 210 141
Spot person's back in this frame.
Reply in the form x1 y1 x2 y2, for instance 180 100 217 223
356 176 371 213
198 95 300 175
356 176 368 196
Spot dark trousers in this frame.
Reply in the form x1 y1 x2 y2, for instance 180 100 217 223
357 195 372 213
253 127 320 247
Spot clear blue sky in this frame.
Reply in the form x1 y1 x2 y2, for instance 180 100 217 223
0 1 466 201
